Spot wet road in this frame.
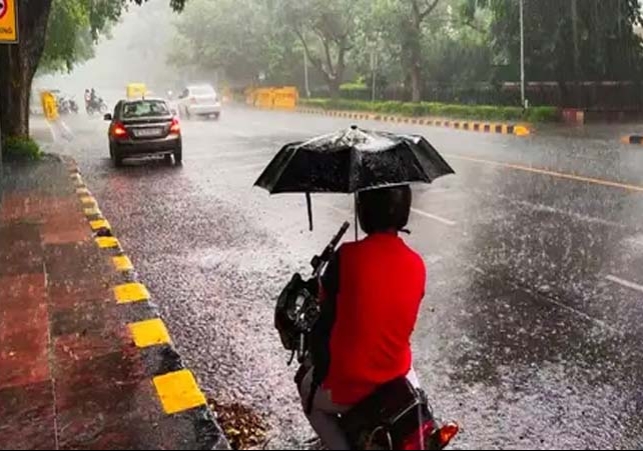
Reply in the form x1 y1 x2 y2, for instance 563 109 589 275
46 107 643 449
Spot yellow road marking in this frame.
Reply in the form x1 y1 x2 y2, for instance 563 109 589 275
444 153 643 193
114 282 150 304
95 236 120 249
153 369 206 414
84 206 102 217
89 219 111 231
128 318 171 348
79 195 96 205
514 125 531 136
76 187 91 195
112 255 133 271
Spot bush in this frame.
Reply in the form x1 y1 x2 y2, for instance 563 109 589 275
339 82 370 100
525 106 559 122
298 98 559 122
2 136 43 162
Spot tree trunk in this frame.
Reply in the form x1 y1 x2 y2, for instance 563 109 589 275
328 78 341 99
407 9 425 103
410 61 422 103
0 0 53 149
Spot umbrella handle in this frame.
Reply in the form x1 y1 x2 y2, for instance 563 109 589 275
354 193 358 241
306 192 313 231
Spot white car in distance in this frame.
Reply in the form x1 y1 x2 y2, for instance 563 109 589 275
177 84 221 120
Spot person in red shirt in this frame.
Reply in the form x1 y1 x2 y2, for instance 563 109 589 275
298 184 426 450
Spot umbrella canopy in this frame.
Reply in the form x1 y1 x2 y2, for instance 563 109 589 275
254 126 454 194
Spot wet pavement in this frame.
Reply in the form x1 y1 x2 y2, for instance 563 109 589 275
42 106 643 449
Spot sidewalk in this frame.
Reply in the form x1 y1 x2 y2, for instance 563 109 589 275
0 155 228 449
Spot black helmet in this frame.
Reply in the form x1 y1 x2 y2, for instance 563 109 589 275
357 184 412 234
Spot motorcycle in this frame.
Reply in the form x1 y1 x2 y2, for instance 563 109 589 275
57 96 79 115
86 97 108 115
275 222 459 450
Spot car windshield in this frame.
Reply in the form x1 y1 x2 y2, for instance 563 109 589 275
121 100 169 118
189 86 215 96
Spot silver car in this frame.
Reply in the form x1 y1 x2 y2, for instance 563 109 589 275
177 84 222 120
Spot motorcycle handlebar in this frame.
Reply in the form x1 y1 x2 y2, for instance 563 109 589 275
311 221 350 277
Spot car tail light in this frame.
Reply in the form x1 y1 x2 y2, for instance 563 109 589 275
111 122 127 138
170 117 181 135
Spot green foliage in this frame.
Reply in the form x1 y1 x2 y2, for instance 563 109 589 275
40 0 187 74
169 0 304 85
299 98 558 122
339 81 369 100
2 137 43 162
465 0 643 83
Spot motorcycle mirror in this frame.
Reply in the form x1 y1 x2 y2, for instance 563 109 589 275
103 113 112 121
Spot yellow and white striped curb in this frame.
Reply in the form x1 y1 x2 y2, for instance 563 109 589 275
296 107 531 137
68 165 210 417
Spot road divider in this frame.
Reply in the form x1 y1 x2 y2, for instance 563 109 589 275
67 162 228 447
246 86 299 110
296 107 531 137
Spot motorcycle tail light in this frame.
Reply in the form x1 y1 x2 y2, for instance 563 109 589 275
401 420 435 450
437 422 459 449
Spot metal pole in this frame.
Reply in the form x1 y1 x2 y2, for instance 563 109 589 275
304 51 311 98
354 193 358 241
519 0 526 108
372 52 378 102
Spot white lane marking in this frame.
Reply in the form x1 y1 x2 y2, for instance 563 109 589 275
225 162 268 172
322 203 351 216
411 208 457 226
606 275 643 293
624 235 643 247
215 149 276 160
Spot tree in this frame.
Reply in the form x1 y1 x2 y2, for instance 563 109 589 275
371 0 443 102
277 0 364 98
403 0 441 102
0 0 186 155
463 0 643 106
170 0 275 85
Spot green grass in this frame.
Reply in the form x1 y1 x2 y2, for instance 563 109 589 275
2 136 43 162
298 98 559 123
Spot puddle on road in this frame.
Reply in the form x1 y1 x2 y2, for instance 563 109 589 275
208 398 269 450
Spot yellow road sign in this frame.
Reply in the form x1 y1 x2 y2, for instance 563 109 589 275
40 91 59 122
0 0 18 44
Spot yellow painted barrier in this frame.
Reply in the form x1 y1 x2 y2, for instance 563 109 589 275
126 83 148 99
254 88 275 108
246 86 299 110
40 91 59 121
273 87 299 110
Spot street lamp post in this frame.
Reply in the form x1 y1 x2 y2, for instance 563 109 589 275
304 51 311 98
371 50 377 102
519 0 526 109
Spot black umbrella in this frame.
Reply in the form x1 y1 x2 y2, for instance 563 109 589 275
254 126 455 232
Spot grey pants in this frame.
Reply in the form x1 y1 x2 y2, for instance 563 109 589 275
298 368 420 450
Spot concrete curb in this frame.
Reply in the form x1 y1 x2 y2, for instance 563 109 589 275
296 107 532 137
66 158 230 450
622 135 643 145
